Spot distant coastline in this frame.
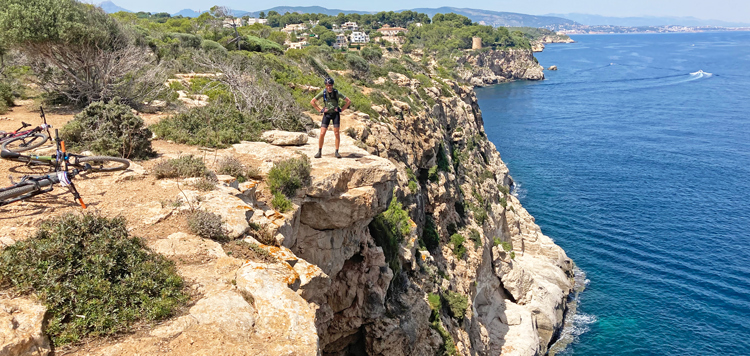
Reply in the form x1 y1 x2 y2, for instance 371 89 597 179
557 25 750 35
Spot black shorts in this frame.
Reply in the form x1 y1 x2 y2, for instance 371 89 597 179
321 112 340 128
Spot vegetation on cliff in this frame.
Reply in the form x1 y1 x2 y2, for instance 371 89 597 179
0 214 187 345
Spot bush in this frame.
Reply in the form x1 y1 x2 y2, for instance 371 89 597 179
191 177 216 191
469 229 481 249
0 81 13 113
422 215 440 251
187 210 227 241
443 290 468 319
151 102 271 148
428 293 441 311
217 156 246 181
201 39 228 54
369 195 411 274
267 155 311 198
271 191 292 212
450 233 466 259
61 99 154 159
153 155 209 179
0 214 186 345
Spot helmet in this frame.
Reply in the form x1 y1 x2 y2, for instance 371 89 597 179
324 77 334 85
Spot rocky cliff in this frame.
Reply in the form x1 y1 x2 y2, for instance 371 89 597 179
454 49 544 87
1 49 574 356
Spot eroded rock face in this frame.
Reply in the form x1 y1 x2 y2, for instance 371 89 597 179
457 49 545 86
0 297 50 356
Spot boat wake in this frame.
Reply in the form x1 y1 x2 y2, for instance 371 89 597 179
690 70 713 78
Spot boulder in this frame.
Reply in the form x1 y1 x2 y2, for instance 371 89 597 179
0 297 51 356
261 130 308 146
548 65 558 71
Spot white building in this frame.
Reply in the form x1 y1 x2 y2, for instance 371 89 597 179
377 24 408 36
282 23 307 34
333 34 349 49
287 41 308 50
246 18 268 25
341 21 359 31
222 18 243 28
349 31 369 43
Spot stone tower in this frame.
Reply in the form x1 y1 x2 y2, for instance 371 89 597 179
472 37 482 49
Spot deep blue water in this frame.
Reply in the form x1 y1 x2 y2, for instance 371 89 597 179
477 32 750 355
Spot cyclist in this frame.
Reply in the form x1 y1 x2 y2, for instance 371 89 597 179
310 77 351 158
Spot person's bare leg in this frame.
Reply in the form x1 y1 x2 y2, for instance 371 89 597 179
333 127 341 158
315 127 327 158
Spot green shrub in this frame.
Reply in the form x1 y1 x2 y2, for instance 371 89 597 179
437 144 451 172
406 167 419 194
369 195 411 274
201 39 228 54
431 315 458 356
450 233 466 259
187 210 227 241
469 229 481 249
151 102 271 148
217 156 247 181
271 191 292 212
428 293 441 311
191 177 216 191
153 155 209 179
0 214 186 345
0 81 13 113
61 99 154 159
428 166 439 183
361 46 383 61
443 290 468 319
422 215 440 251
498 184 510 196
267 155 311 198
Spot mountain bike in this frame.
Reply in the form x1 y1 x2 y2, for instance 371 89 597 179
0 130 119 209
0 149 130 172
0 107 53 152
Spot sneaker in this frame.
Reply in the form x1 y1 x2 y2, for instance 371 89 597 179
314 151 322 158
335 151 342 159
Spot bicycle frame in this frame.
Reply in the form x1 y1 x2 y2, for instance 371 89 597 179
0 106 52 143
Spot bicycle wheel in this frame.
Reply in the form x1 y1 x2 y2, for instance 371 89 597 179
76 156 130 172
1 133 49 152
0 184 39 203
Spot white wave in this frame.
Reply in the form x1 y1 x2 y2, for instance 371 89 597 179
690 70 713 78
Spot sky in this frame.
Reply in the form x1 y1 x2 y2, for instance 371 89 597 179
103 0 750 23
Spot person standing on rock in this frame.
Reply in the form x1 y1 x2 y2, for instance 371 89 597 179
310 77 350 159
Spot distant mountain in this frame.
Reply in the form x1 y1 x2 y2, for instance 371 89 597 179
98 1 130 13
409 7 579 27
237 6 370 18
547 13 750 27
173 9 204 18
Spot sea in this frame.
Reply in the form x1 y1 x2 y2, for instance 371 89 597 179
476 31 750 355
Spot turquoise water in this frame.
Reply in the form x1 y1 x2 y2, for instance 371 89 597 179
477 32 750 355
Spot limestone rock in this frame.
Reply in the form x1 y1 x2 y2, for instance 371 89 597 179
147 232 227 260
0 297 51 356
548 65 558 71
261 130 308 146
198 190 254 239
234 261 318 354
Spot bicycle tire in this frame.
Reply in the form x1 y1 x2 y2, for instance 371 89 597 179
76 156 130 172
0 184 42 203
1 133 49 152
